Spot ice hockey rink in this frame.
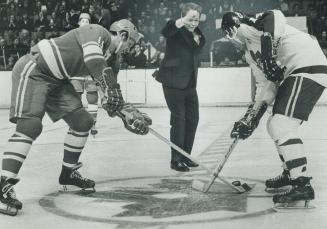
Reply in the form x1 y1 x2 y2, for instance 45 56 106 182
0 104 327 229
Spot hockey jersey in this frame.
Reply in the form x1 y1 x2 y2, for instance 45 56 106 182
30 24 112 82
235 10 327 87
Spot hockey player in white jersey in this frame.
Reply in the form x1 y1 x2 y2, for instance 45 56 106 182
221 10 327 208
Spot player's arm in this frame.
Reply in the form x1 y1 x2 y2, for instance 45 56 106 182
230 70 278 140
76 25 124 114
257 10 287 82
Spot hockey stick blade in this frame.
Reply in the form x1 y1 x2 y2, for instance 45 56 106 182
192 179 255 193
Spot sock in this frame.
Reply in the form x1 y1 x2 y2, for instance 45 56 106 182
1 132 33 178
63 129 89 168
277 138 308 178
87 104 98 127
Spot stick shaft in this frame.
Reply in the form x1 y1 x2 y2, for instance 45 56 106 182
213 138 238 176
149 128 244 192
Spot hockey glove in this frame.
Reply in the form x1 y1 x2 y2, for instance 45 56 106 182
262 58 286 82
99 68 124 116
230 102 268 139
102 83 124 116
260 32 286 82
119 104 152 135
230 118 256 139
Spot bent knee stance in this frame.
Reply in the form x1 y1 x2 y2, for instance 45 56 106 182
266 114 307 177
1 118 41 177
266 114 301 143
16 118 43 140
64 109 94 132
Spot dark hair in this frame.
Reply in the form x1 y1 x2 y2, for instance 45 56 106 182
181 2 202 16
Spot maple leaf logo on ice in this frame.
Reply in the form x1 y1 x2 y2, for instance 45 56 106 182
88 178 248 218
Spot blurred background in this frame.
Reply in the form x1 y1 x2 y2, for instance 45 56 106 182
0 0 326 71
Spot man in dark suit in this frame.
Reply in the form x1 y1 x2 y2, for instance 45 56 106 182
156 2 205 172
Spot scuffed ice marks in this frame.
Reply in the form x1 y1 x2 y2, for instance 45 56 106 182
86 178 247 218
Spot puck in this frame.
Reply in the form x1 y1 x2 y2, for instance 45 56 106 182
232 180 241 186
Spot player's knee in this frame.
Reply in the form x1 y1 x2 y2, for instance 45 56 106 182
64 109 94 132
86 91 98 104
16 118 43 140
266 114 301 143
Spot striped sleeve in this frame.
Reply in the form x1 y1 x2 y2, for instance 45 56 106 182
76 24 111 82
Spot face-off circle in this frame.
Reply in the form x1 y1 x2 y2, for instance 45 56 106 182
39 175 274 227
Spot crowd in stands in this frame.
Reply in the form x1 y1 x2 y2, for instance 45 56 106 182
0 0 326 70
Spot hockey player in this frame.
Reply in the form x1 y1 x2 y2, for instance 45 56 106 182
71 13 100 136
0 19 151 216
221 10 327 208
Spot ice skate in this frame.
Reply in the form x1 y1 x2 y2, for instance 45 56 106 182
0 176 23 216
265 170 292 193
59 162 95 194
273 176 315 211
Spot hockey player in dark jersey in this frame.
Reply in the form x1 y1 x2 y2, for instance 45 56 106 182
0 19 152 216
222 10 327 208
70 13 101 137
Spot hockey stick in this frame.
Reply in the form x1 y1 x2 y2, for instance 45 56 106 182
115 110 251 193
148 127 249 193
193 137 244 193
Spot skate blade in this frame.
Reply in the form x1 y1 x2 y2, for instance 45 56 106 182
0 204 19 216
273 200 315 212
59 185 96 195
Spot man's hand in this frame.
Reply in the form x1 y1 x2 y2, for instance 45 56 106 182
262 58 286 82
98 67 124 116
225 25 238 40
230 102 268 139
230 118 256 139
119 104 152 135
260 32 286 82
102 83 124 116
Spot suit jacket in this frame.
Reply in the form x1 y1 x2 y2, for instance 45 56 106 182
157 20 205 89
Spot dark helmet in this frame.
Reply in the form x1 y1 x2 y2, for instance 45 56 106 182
221 12 244 31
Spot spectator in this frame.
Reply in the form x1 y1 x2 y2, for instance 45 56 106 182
20 29 30 46
8 37 27 59
18 12 33 31
124 44 147 68
95 8 111 29
6 2 18 18
0 38 9 69
211 37 243 66
7 15 18 32
6 56 15 71
154 35 166 52
150 51 165 68
279 0 289 16
290 2 303 16
307 7 320 37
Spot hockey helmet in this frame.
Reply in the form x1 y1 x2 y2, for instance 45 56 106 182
110 19 140 48
221 12 244 32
